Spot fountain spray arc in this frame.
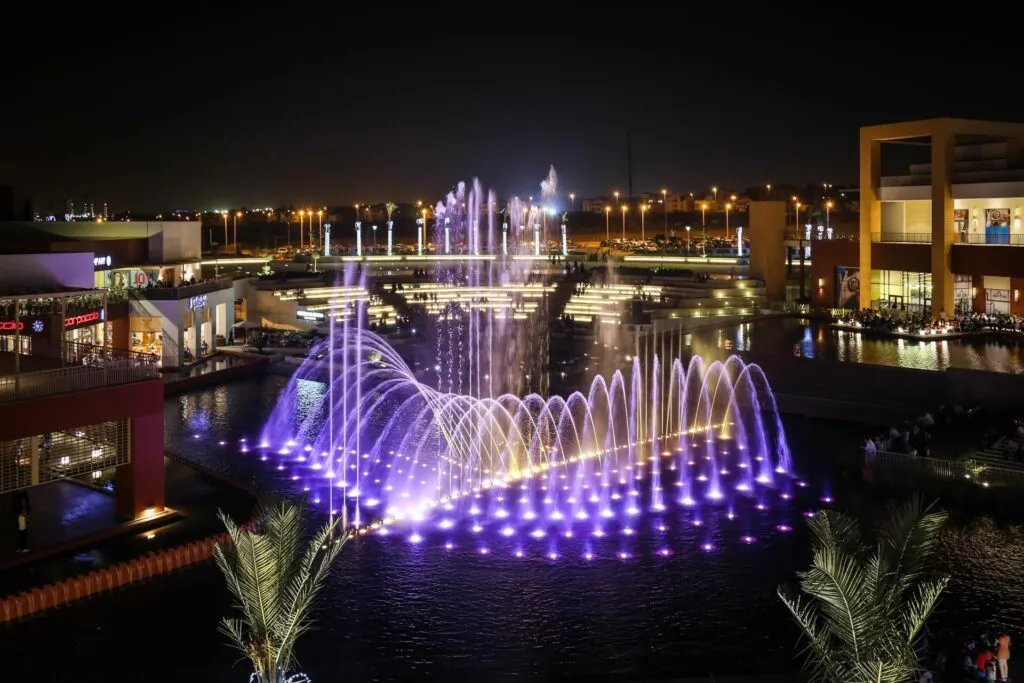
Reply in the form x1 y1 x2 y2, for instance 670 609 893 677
262 325 794 537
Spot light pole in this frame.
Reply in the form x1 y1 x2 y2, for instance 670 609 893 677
298 210 304 250
372 224 377 250
685 225 691 252
620 204 628 240
569 193 575 211
614 190 620 207
234 211 242 254
640 203 647 241
221 211 228 249
700 202 708 256
661 189 668 233
317 210 323 248
604 206 611 242
712 186 718 203
725 202 732 240
766 183 772 199
825 200 834 231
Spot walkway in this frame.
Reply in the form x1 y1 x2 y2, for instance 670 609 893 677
0 457 254 596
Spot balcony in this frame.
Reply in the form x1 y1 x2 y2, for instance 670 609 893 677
0 342 160 403
871 232 931 244
113 276 234 302
956 232 1024 247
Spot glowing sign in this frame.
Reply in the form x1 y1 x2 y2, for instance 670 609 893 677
65 311 101 327
297 310 325 321
93 255 112 267
189 295 208 310
0 321 24 331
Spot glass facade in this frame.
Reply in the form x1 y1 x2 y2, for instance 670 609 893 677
954 274 972 314
869 270 932 315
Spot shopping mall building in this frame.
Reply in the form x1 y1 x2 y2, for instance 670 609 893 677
0 221 238 367
0 251 164 522
809 118 1024 317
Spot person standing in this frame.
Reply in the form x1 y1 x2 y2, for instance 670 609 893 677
16 506 28 553
997 632 1011 682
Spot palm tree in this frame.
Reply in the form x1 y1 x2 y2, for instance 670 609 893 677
778 497 949 683
214 500 350 683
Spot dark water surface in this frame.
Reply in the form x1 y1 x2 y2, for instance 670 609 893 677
688 318 1024 373
5 375 1024 683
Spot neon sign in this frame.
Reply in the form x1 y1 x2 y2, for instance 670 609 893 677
93 255 111 267
0 321 24 331
65 311 100 327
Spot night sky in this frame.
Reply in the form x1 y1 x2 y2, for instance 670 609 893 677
3 12 1017 213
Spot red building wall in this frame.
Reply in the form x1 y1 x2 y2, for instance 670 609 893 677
0 379 165 519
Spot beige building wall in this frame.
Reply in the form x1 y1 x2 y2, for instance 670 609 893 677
748 201 787 301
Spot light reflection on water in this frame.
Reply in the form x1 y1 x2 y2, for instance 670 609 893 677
691 318 1024 373
155 375 1024 680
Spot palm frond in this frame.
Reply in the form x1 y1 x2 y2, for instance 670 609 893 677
779 499 950 683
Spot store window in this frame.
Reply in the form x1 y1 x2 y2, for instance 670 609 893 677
953 275 972 314
870 270 932 315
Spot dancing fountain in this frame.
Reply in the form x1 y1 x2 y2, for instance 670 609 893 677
250 167 810 562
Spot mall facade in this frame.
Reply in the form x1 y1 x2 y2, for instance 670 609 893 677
0 221 238 367
809 118 1024 317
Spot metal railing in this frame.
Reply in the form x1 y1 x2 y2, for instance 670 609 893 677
956 232 1024 246
871 232 932 244
0 343 160 403
120 275 234 301
867 449 1024 489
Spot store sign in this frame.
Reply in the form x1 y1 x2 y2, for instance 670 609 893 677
987 289 1010 302
93 255 112 268
189 295 208 310
297 310 325 321
0 319 46 333
66 311 102 328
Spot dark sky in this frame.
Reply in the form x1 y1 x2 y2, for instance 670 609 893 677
2 10 1018 213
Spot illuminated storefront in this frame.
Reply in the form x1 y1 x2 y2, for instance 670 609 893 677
869 270 932 314
127 285 235 368
0 291 109 357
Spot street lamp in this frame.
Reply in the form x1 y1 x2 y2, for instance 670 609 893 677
725 202 732 239
766 183 772 198
825 200 834 231
620 204 628 240
221 210 228 249
317 209 324 248
604 206 611 242
372 224 378 249
712 186 718 203
613 190 620 207
569 193 575 211
700 202 708 256
297 209 305 250
661 189 668 233
234 211 242 254
685 225 691 252
640 204 647 241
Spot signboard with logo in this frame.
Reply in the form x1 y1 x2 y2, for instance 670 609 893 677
93 255 112 268
189 295 208 310
297 309 325 321
0 320 46 334
65 309 104 329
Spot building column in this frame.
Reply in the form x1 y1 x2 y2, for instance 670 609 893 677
206 306 217 353
931 124 955 318
162 315 182 368
191 309 201 360
858 135 881 309
972 275 985 313
115 411 165 520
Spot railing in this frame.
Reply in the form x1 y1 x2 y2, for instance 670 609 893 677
122 276 234 301
956 232 1024 246
0 343 160 402
784 232 859 242
867 449 1024 490
870 232 932 244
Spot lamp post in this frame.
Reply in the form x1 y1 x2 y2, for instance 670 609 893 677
661 189 668 233
604 206 611 242
700 202 708 256
569 193 575 211
685 225 691 253
221 211 228 249
825 200 834 231
766 183 772 199
712 186 718 203
372 224 377 250
234 211 242 254
620 204 628 240
317 210 324 248
614 190 620 208
297 210 304 251
640 203 647 241
725 202 732 240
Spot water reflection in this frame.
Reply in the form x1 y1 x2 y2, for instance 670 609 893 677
695 319 1024 373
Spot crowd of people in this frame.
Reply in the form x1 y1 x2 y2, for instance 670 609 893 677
864 404 983 460
832 308 1024 337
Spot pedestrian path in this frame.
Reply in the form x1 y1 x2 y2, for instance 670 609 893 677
0 457 254 597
